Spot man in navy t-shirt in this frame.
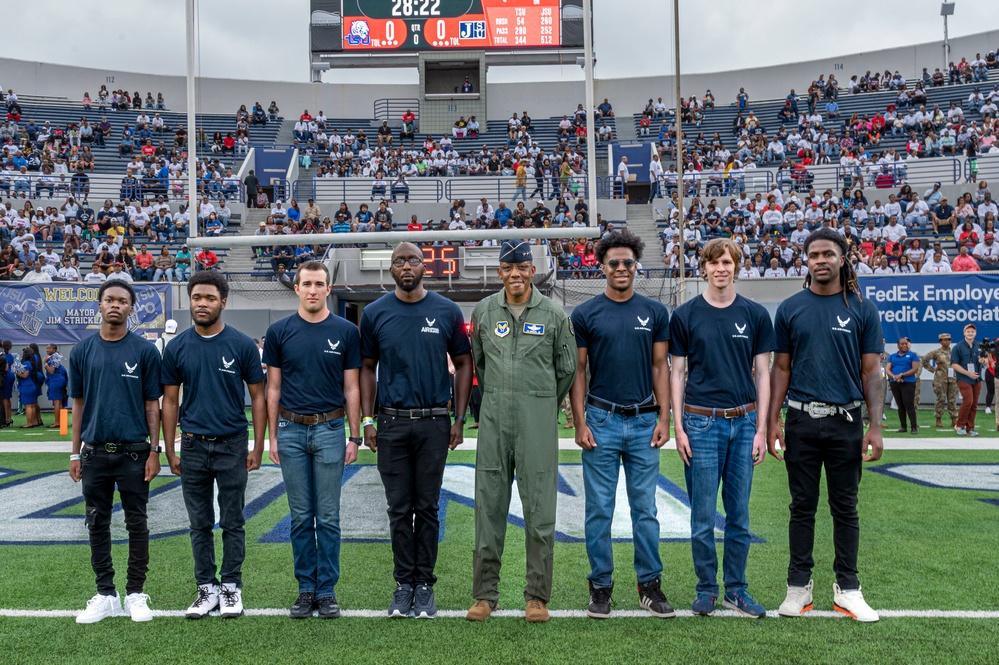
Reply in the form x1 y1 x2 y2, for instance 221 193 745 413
670 238 775 619
768 227 884 623
161 271 266 620
359 242 472 619
569 231 673 620
886 337 920 433
262 260 361 619
68 280 162 625
950 323 986 436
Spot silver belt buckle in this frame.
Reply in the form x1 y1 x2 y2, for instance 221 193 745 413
805 402 834 419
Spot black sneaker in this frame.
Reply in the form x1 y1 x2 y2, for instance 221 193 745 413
290 592 317 619
388 583 414 618
317 596 341 619
638 578 676 618
412 584 437 619
587 581 613 619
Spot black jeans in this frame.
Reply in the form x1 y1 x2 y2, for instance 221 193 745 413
376 413 451 586
180 431 249 587
469 385 482 423
985 371 996 410
80 445 150 595
784 406 863 590
890 381 918 429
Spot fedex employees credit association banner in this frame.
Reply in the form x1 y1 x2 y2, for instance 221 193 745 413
861 274 999 344
0 284 170 344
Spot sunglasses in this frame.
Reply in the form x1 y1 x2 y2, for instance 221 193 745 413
605 258 637 270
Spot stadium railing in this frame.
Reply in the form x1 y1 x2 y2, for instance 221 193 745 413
373 98 420 127
965 153 999 182
0 173 245 203
300 175 611 203
772 159 962 192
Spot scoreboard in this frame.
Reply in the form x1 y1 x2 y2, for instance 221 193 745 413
311 0 584 53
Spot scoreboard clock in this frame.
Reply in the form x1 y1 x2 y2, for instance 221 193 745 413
330 0 583 51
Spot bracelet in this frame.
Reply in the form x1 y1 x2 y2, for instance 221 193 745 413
69 454 81 461
361 417 376 429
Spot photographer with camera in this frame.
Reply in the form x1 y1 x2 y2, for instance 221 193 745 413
982 336 996 429
950 324 988 436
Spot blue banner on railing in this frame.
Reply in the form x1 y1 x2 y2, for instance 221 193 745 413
862 274 999 344
0 284 171 344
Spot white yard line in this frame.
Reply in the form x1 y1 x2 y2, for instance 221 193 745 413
1 607 998 619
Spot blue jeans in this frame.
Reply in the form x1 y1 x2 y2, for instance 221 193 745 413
278 417 346 599
682 410 756 596
582 404 662 588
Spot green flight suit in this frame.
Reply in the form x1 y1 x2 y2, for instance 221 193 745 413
470 286 577 605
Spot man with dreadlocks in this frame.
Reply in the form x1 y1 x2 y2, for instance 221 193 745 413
767 227 884 623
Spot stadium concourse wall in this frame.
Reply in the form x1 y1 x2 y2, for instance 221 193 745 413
3 30 999 121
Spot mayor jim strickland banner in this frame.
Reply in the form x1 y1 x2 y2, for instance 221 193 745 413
862 273 999 344
0 283 171 344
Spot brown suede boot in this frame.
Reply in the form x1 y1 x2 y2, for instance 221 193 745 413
466 600 495 622
525 599 549 623
936 418 943 428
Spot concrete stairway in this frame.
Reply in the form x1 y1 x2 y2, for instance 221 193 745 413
624 203 661 257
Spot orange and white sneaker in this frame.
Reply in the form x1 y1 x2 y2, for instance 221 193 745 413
777 580 814 617
833 584 879 623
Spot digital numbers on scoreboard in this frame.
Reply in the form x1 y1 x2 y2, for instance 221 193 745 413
340 0 570 51
421 245 458 278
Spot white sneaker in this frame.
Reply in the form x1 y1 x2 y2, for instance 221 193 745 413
777 580 814 617
219 583 244 618
833 584 879 622
124 593 153 622
986 407 992 415
185 583 220 619
76 592 122 624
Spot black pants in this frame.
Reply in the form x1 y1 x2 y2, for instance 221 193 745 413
80 445 150 596
469 385 482 423
180 431 249 587
784 407 863 590
985 371 996 410
890 381 918 429
376 413 451 586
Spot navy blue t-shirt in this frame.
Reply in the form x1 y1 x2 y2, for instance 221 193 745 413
774 290 883 404
669 294 776 408
359 291 471 408
571 293 670 405
887 350 919 383
69 332 162 444
161 325 265 436
262 312 361 413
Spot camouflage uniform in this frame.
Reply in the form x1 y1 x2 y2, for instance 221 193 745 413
561 396 575 428
921 344 958 425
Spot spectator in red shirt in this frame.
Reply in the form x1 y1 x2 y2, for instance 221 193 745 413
196 247 219 270
952 245 981 272
407 215 423 232
132 244 156 281
299 109 312 122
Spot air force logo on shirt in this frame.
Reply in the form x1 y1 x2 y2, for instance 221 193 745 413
421 317 440 334
733 322 749 339
495 321 510 337
523 322 545 335
219 356 237 375
325 338 342 355
833 315 852 334
634 315 651 332
121 361 138 379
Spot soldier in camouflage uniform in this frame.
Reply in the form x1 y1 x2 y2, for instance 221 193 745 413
921 332 958 428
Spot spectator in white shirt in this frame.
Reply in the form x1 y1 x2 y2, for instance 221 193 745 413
921 250 952 273
972 233 999 270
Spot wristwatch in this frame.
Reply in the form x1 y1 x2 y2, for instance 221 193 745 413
348 437 363 445
150 445 163 453
454 415 466 423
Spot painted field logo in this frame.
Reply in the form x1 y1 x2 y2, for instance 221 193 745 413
874 463 999 505
0 464 760 546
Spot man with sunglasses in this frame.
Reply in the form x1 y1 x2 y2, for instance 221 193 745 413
569 231 673 619
466 239 576 623
359 243 473 619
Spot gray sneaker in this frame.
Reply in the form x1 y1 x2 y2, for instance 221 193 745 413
388 583 414 618
413 584 437 619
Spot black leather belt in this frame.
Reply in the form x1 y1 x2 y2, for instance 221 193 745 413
586 395 659 417
184 432 244 441
279 408 344 425
379 407 450 419
684 403 756 419
85 442 151 454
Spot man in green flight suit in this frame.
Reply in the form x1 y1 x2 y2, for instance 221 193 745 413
466 239 577 624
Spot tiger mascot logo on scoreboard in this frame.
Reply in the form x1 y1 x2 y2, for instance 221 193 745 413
344 20 371 46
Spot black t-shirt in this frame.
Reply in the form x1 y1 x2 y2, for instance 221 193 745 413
774 290 883 404
69 332 162 444
262 312 361 413
373 210 392 225
571 293 670 405
359 291 471 408
161 325 265 436
669 294 776 408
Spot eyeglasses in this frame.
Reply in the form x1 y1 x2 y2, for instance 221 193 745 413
605 258 637 270
391 257 423 267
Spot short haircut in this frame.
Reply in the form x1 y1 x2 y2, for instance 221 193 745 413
699 238 743 274
98 279 136 305
594 230 644 265
295 260 331 286
187 269 229 300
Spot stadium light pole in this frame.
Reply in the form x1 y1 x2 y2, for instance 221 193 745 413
582 0 597 226
941 3 955 75
673 0 685 302
185 0 198 252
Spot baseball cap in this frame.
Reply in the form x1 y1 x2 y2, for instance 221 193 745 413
259 221 266 227
164 319 178 334
934 181 941 187
987 233 995 240
939 333 951 341
964 324 977 332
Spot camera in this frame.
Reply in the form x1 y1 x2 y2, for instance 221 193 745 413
980 337 996 355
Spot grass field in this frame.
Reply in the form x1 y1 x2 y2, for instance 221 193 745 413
1 447 999 664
